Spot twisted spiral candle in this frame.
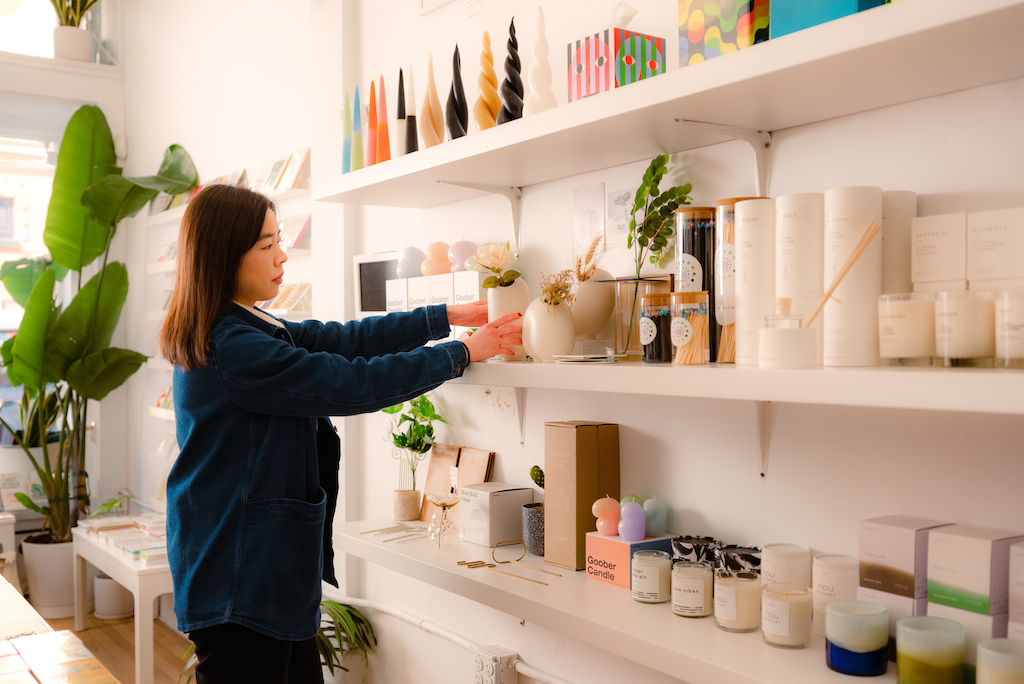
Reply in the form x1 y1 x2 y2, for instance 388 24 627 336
445 45 468 139
473 32 500 131
496 18 524 125
419 55 445 148
523 7 557 116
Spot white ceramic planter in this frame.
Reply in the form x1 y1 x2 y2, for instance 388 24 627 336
571 268 615 340
523 298 575 363
53 26 95 62
94 573 134 620
487 278 530 360
22 537 77 618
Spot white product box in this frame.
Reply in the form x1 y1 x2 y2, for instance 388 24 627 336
860 515 952 598
454 270 486 306
912 213 967 291
857 586 928 639
406 276 430 311
0 472 21 489
1011 541 1024 623
385 278 408 313
928 524 1024 616
429 273 455 307
927 602 1008 669
968 206 1024 289
1009 620 1024 642
460 482 533 548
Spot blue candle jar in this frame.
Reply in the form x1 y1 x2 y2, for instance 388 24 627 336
825 600 889 677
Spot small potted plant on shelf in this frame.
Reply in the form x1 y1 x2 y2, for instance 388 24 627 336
522 465 545 556
50 0 102 62
468 241 529 360
382 395 449 520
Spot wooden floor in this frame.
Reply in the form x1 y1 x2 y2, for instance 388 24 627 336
46 613 192 684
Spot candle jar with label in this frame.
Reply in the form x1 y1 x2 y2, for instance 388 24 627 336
632 550 671 603
935 290 996 367
896 616 965 684
977 638 1024 684
813 554 860 636
826 600 889 677
879 293 936 366
671 292 709 365
715 571 761 633
640 294 673 364
761 543 812 586
672 561 713 618
762 583 813 648
996 291 1024 369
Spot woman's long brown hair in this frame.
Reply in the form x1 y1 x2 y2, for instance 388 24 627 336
159 185 276 370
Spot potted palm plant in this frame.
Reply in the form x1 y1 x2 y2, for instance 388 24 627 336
0 104 197 617
50 0 101 62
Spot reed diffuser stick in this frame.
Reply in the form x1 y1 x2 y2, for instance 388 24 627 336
803 219 881 329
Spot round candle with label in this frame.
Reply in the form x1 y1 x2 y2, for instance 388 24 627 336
761 543 812 587
631 550 671 604
935 290 996 367
714 571 761 633
879 293 937 365
996 291 1024 369
813 554 860 637
762 582 813 648
672 561 713 618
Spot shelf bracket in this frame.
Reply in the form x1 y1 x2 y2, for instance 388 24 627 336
514 387 526 447
677 120 772 197
438 182 524 258
755 400 774 480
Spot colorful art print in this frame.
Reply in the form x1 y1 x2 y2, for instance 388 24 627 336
613 29 666 86
155 241 177 262
737 0 769 47
277 282 310 311
679 0 740 65
155 386 171 409
567 30 612 102
226 168 248 187
280 213 311 249
149 192 172 215
261 155 292 193
251 160 274 192
277 147 310 191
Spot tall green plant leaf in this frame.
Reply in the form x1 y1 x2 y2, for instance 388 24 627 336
0 259 68 308
43 105 117 271
66 348 147 401
45 262 129 380
12 270 57 391
82 145 198 228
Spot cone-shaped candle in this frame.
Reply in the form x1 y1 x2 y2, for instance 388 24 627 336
377 76 391 162
342 90 352 174
445 45 468 140
366 80 378 166
405 63 419 154
473 32 500 131
496 18 524 125
420 55 444 147
350 87 364 171
523 7 557 116
394 69 407 159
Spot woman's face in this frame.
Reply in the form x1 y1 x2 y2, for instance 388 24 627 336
234 209 287 307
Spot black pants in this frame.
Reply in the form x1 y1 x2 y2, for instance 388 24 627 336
189 623 323 684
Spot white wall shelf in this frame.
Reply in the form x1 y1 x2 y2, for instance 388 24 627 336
453 362 1024 416
145 204 187 229
147 356 172 372
148 407 174 421
146 260 175 275
337 520 894 684
313 0 1024 209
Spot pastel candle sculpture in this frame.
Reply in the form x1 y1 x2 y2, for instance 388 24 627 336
405 63 419 154
394 69 407 159
620 494 642 506
473 32 500 131
377 76 391 163
366 79 378 166
896 616 965 684
341 90 352 174
397 247 427 279
421 242 452 276
495 17 524 125
618 501 646 541
592 496 620 537
419 55 444 148
522 6 557 117
448 241 477 273
825 601 889 677
445 45 469 140
642 496 667 537
350 87 364 172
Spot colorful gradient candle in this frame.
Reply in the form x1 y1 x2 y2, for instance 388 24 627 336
350 86 364 172
341 90 352 174
394 69 406 159
366 79 378 166
377 76 391 162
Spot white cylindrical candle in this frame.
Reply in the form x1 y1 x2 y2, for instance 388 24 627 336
882 190 917 295
632 550 671 604
879 293 936 365
761 544 812 587
776 193 824 364
824 186 883 367
813 554 860 636
977 638 1024 684
995 291 1024 369
672 561 714 617
735 198 776 365
935 290 996 366
715 571 761 633
825 601 889 676
762 582 813 648
897 616 965 684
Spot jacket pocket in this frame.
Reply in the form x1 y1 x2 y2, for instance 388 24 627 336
234 490 327 636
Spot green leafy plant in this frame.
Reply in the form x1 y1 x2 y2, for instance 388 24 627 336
50 0 101 28
85 493 133 519
0 104 197 543
382 395 449 491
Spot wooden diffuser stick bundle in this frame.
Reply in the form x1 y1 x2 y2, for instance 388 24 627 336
803 219 881 329
717 209 736 362
673 302 709 365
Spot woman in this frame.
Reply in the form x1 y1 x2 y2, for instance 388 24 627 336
159 184 521 683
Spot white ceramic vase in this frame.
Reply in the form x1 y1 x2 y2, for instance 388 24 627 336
53 26 94 62
523 298 576 363
571 268 615 340
487 277 530 360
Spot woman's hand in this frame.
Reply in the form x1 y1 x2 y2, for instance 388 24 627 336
462 312 522 362
447 301 489 327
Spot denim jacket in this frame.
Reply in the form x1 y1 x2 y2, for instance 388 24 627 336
167 304 467 640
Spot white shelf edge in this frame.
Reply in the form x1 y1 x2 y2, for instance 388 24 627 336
147 357 173 372
146 260 175 275
266 186 310 202
148 406 174 421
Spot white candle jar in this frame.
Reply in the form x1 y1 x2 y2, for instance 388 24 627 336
977 638 1024 684
996 291 1024 369
762 583 813 649
672 561 713 618
715 571 761 633
761 543 812 586
631 550 671 604
879 293 936 366
813 554 860 637
935 290 996 367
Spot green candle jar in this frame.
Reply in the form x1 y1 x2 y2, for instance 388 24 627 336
896 616 965 684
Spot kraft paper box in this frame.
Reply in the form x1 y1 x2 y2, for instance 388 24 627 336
967 206 1024 289
460 482 533 548
567 29 665 103
453 270 486 306
1011 541 1024 623
1009 620 1024 642
585 532 674 589
544 422 620 570
385 278 407 313
406 276 430 311
927 602 1009 675
859 514 952 598
679 1 768 67
911 213 968 292
857 586 928 660
928 524 1024 615
770 0 885 39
